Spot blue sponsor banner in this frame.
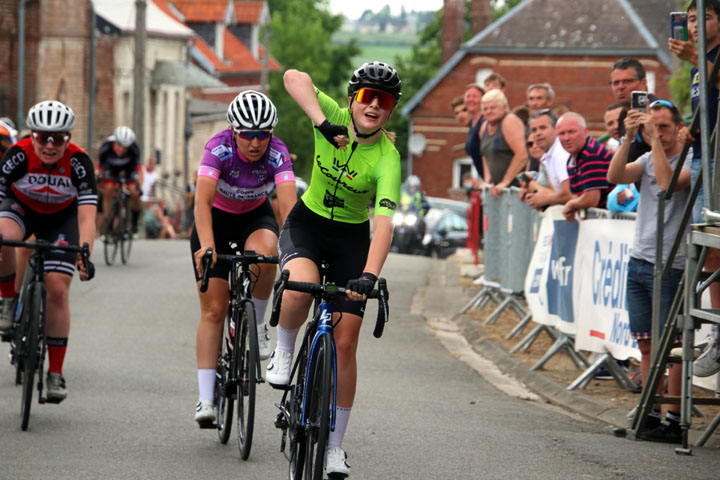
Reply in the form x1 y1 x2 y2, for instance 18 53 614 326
546 220 579 324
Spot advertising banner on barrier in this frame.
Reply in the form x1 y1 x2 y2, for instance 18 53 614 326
524 206 577 335
573 218 640 360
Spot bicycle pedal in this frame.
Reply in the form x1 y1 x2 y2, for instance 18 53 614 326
197 420 217 429
44 397 64 405
268 382 291 391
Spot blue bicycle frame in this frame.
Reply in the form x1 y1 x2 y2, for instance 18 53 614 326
302 301 338 432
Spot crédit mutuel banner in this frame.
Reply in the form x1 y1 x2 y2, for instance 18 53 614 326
525 206 640 360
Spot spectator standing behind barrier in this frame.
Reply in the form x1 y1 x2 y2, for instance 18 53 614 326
520 110 571 210
140 156 158 203
451 96 470 126
669 0 720 377
603 103 624 152
558 112 613 223
610 58 656 163
464 84 486 178
606 100 692 443
479 89 529 198
524 83 555 171
483 72 507 93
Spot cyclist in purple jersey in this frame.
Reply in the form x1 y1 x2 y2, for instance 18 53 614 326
191 90 297 426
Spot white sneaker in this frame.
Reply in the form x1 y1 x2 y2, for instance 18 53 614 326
694 341 720 377
266 348 293 386
257 323 272 360
194 400 216 424
325 447 350 478
46 372 67 403
0 297 14 331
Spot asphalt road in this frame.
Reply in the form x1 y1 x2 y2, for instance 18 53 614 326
0 240 717 479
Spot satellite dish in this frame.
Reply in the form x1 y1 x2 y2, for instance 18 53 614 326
408 133 426 155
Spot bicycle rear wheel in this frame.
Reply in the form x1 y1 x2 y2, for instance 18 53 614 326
237 303 257 460
304 333 333 480
20 284 41 431
216 310 236 444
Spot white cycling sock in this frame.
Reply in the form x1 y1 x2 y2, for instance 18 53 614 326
197 369 216 403
253 297 269 326
328 406 351 449
276 325 300 352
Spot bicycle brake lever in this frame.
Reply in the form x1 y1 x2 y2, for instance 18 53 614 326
269 269 290 327
200 247 213 293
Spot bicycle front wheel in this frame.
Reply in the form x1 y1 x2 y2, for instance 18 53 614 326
20 284 41 431
216 310 236 444
288 339 310 480
304 333 333 480
120 205 132 264
237 303 257 460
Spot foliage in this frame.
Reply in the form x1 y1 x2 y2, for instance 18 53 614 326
669 61 692 116
491 0 524 20
266 0 360 178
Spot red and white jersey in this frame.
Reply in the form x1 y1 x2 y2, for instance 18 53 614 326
0 138 98 214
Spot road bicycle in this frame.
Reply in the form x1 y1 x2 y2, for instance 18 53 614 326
0 236 92 431
269 268 389 480
103 175 132 266
200 247 278 460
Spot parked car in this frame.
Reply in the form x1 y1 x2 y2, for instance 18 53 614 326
420 208 469 258
427 196 469 219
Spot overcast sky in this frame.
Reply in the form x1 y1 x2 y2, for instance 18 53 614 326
328 0 443 21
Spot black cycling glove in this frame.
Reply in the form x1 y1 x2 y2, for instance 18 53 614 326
315 120 348 148
84 260 96 281
346 272 377 296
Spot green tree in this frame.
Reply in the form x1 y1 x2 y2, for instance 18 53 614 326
266 0 360 178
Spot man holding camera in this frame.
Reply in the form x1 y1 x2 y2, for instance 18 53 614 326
520 109 571 210
607 100 692 443
669 0 720 377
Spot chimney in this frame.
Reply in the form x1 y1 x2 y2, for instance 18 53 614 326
441 0 464 64
470 0 492 37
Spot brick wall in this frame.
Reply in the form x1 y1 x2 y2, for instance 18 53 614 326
409 53 672 198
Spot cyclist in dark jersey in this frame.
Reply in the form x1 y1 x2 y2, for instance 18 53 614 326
0 100 97 402
268 61 402 478
97 126 143 234
191 90 297 426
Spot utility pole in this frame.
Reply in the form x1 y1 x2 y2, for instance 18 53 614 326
133 0 147 154
260 24 270 93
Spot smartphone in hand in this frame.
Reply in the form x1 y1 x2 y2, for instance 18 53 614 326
670 12 688 41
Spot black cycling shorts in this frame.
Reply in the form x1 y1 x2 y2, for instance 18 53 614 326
278 200 370 317
0 196 79 276
190 198 279 281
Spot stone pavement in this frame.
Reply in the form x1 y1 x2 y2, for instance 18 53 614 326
419 250 720 447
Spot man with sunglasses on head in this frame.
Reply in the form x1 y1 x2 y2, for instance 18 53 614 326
97 125 143 236
607 99 692 443
0 100 97 402
191 90 297 427
275 61 402 478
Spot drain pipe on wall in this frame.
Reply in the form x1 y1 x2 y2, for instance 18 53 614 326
16 0 29 129
88 1 97 154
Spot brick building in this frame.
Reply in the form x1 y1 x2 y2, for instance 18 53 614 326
402 0 676 199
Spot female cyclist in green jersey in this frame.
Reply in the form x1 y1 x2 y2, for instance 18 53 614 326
267 61 402 478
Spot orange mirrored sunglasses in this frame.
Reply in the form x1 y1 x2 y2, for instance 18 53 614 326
355 88 396 110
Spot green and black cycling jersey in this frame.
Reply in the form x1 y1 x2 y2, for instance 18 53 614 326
301 87 401 223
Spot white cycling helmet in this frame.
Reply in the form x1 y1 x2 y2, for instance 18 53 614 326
227 90 278 131
113 126 136 147
26 100 75 132
406 175 421 189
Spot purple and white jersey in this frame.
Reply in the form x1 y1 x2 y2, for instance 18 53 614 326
197 129 295 214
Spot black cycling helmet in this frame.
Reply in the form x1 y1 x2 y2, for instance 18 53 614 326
347 61 402 102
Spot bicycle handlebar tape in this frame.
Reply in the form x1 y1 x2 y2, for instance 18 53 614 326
373 278 389 338
269 269 290 327
200 247 213 293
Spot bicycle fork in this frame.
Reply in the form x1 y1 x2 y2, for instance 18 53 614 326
301 301 338 433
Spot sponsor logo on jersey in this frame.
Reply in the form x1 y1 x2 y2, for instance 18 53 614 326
26 174 72 189
211 143 233 162
268 149 285 168
323 189 344 209
378 198 397 210
332 157 357 180
71 157 87 179
2 151 25 175
315 155 369 195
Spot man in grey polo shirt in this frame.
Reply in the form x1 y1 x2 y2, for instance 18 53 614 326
607 99 692 444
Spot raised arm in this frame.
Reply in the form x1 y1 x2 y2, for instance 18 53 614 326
283 69 327 126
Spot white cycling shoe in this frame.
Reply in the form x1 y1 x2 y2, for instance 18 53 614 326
257 323 272 360
266 348 293 387
325 447 350 478
194 400 216 425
